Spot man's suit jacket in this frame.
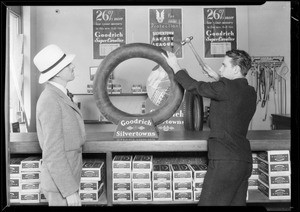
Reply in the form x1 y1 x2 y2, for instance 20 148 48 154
36 83 86 198
175 70 256 162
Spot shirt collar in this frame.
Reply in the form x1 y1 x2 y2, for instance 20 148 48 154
48 81 67 96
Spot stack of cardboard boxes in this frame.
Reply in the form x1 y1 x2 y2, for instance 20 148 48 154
132 155 153 201
112 155 133 202
152 164 172 201
189 164 207 201
257 150 291 200
79 159 105 203
171 164 193 201
9 156 43 204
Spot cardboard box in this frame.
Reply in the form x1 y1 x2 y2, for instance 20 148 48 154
153 181 172 191
20 191 40 203
113 191 132 202
193 189 202 201
171 164 192 181
80 180 101 191
258 159 290 176
10 157 24 177
257 150 290 163
112 155 132 171
248 178 259 189
20 181 40 192
173 180 193 190
113 181 131 191
153 190 172 201
251 164 259 177
133 190 152 201
152 164 172 181
193 179 204 191
189 164 207 180
258 179 290 200
132 181 152 190
132 171 151 181
81 160 105 181
9 177 21 191
21 156 42 172
112 171 131 181
10 191 20 203
21 172 40 182
132 155 153 171
80 183 104 202
252 152 259 164
173 190 193 201
258 169 291 187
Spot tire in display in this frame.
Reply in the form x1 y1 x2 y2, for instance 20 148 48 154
93 43 184 125
184 91 204 131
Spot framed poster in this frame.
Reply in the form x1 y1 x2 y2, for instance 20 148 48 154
93 9 126 59
149 8 183 58
204 8 237 58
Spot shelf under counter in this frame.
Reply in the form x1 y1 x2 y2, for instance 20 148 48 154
9 130 290 154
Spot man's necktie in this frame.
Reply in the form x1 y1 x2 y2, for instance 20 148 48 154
67 89 74 102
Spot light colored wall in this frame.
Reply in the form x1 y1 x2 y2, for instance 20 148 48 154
25 3 290 131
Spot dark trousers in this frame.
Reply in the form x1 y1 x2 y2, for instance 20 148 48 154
198 159 252 206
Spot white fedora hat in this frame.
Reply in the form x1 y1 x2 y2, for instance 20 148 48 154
33 44 75 84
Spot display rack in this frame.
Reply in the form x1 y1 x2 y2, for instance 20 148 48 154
8 130 290 209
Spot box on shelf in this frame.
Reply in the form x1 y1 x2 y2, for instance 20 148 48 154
248 178 259 190
81 160 105 181
113 190 132 202
171 164 192 181
193 189 202 201
173 190 193 201
21 156 42 172
10 177 21 191
10 191 20 203
152 164 172 181
257 150 290 163
112 84 122 94
189 164 207 180
20 171 40 182
258 179 290 200
132 171 151 181
20 191 40 203
79 182 104 202
113 181 131 191
153 190 172 201
133 190 152 201
132 181 152 190
251 164 259 177
112 155 132 171
193 179 204 191
10 157 25 177
131 84 143 94
173 180 193 191
258 159 290 176
80 180 102 191
252 152 259 165
153 180 172 191
20 181 40 193
112 171 131 181
258 169 291 187
132 155 153 171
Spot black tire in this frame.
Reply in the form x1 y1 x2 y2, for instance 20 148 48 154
93 43 184 125
184 91 204 131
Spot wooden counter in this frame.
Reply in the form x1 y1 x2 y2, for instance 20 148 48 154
9 130 290 154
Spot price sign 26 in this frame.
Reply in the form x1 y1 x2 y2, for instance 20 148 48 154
96 10 114 21
206 9 225 20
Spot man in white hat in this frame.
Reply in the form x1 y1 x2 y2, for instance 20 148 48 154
34 44 85 206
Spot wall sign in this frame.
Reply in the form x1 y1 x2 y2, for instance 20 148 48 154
204 8 237 58
93 9 126 59
149 8 183 58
